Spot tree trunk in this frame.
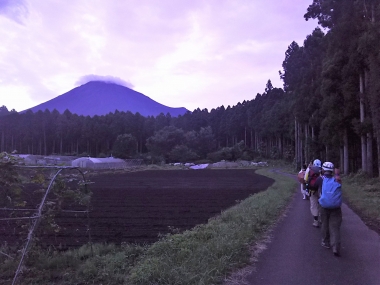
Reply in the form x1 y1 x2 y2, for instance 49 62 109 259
377 131 380 177
305 124 309 163
360 73 367 172
255 132 258 151
250 129 253 149
344 128 349 175
367 131 373 177
52 139 55 154
299 122 303 167
295 118 299 168
43 128 47 155
1 131 4 152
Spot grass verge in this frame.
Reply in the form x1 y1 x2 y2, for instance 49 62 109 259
127 168 296 284
342 173 380 234
0 168 297 285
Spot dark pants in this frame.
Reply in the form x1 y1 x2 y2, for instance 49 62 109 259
320 207 342 253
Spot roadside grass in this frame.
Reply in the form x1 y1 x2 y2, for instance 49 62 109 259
0 243 147 285
125 168 296 284
342 173 380 232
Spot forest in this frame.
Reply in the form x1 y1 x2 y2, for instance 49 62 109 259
1 0 380 176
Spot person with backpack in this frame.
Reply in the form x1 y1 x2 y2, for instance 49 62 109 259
297 164 308 199
318 161 342 257
304 159 322 227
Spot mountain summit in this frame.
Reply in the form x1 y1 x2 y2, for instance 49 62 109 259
25 81 188 117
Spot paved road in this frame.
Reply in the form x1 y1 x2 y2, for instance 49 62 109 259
245 180 380 285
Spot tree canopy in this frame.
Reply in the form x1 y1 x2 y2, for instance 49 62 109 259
1 1 380 175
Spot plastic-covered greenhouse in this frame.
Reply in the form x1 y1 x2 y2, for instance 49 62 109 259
71 157 127 169
15 154 76 166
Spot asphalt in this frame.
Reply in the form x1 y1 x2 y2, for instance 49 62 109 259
245 179 380 285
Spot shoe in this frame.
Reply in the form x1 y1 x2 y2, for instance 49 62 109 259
321 242 330 249
313 220 319 227
303 196 306 200
333 246 340 256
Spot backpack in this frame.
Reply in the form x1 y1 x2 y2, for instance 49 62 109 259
297 170 306 184
306 166 320 191
319 176 342 209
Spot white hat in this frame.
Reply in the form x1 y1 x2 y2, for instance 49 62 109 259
322 161 334 171
313 159 321 167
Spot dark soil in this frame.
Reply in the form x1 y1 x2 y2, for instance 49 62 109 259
0 169 274 249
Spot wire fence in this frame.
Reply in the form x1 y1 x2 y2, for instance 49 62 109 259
0 165 92 285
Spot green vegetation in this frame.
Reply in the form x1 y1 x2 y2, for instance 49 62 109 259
342 173 380 230
113 134 138 159
0 168 296 285
1 163 380 284
0 153 93 285
0 243 147 285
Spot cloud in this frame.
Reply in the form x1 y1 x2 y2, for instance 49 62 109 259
75 75 134 89
1 0 319 112
0 0 28 24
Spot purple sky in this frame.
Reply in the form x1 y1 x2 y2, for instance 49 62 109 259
0 0 319 112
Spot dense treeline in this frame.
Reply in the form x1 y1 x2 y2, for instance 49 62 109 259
1 0 380 176
0 83 292 164
288 0 380 176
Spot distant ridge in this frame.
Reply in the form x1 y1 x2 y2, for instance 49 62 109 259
24 81 188 117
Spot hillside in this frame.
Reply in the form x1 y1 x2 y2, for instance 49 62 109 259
24 81 188 117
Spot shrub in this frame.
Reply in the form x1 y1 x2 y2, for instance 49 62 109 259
168 145 198 163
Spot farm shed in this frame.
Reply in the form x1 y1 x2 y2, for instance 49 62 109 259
71 157 127 169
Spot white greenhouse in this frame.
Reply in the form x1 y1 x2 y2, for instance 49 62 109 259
71 157 127 169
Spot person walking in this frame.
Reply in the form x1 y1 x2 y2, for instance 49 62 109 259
304 159 322 227
298 164 308 199
318 161 343 256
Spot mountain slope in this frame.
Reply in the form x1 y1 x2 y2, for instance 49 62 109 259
25 81 188 117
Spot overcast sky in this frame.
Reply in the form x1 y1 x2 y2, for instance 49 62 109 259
0 0 319 113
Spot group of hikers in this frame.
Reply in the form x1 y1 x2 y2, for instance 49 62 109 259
298 159 343 257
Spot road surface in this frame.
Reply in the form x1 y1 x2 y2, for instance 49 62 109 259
243 177 380 285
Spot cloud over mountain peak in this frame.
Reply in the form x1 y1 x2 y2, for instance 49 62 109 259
76 74 134 89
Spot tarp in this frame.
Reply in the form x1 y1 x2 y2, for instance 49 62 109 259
189 164 209 170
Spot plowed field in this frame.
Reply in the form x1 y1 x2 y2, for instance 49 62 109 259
0 169 274 249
